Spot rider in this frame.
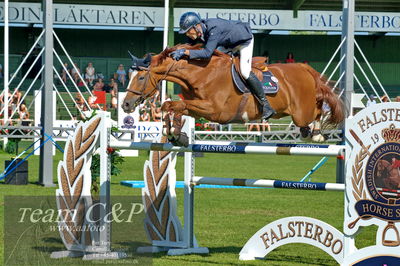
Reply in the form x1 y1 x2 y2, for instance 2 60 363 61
170 12 276 120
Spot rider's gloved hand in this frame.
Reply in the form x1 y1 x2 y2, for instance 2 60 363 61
171 49 186 61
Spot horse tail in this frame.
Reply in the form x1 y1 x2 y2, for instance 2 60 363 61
301 64 345 127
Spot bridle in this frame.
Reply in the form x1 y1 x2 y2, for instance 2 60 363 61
126 60 176 107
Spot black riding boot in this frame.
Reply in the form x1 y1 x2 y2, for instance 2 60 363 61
246 72 276 120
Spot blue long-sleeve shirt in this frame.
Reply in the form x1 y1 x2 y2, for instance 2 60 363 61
188 18 253 59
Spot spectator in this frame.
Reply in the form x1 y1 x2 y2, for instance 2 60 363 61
139 100 151 117
247 120 271 132
366 94 377 107
71 63 81 84
111 94 118 109
75 92 86 111
396 96 400 102
12 88 23 110
18 103 30 120
381 95 389 102
88 94 97 109
85 62 96 86
139 108 150 122
60 62 69 84
148 92 161 122
105 78 118 94
0 114 12 126
97 72 105 80
0 91 12 110
152 106 162 122
0 63 3 79
92 78 105 92
150 91 161 107
261 120 271 132
115 64 127 87
247 122 260 132
108 78 119 109
285 52 295 63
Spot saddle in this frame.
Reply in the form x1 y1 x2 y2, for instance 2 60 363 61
224 56 279 123
231 56 279 95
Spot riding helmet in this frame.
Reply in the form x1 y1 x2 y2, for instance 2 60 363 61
179 12 201 34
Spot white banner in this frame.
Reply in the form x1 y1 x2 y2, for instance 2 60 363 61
0 3 164 27
175 8 400 32
1 3 400 32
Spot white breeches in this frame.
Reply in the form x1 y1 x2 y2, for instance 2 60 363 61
218 37 254 79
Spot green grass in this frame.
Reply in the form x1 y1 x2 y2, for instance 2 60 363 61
0 145 376 265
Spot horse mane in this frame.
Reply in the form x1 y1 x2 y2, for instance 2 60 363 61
151 43 228 66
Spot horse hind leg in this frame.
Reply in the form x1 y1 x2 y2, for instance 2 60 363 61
294 112 325 143
291 111 314 142
299 124 325 143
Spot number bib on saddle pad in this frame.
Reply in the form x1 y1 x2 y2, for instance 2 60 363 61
231 64 279 95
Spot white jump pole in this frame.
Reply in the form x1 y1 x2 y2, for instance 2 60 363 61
161 0 169 103
3 0 9 145
111 142 345 157
193 176 345 191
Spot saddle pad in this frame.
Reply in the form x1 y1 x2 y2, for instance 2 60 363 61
231 64 279 95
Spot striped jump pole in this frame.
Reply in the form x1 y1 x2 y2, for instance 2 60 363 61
192 176 345 191
111 142 345 157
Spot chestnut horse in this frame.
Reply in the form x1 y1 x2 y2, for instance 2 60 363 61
122 44 344 144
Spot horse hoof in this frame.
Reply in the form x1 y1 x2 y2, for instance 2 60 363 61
176 133 189 147
300 127 311 139
168 136 176 145
168 133 189 147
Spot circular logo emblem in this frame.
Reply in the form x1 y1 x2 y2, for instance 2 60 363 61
365 142 400 204
122 116 135 129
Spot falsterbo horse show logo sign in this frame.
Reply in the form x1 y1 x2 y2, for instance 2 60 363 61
239 103 400 265
344 103 400 264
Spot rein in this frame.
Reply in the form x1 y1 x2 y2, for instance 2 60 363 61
126 61 176 105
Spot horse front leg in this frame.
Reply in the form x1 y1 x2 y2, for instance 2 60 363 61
161 100 217 147
160 101 190 147
161 100 217 120
162 112 171 136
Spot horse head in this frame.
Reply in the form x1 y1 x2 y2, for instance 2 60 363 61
376 159 391 179
122 53 158 113
122 46 191 113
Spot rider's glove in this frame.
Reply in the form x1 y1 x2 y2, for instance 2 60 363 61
171 49 186 61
